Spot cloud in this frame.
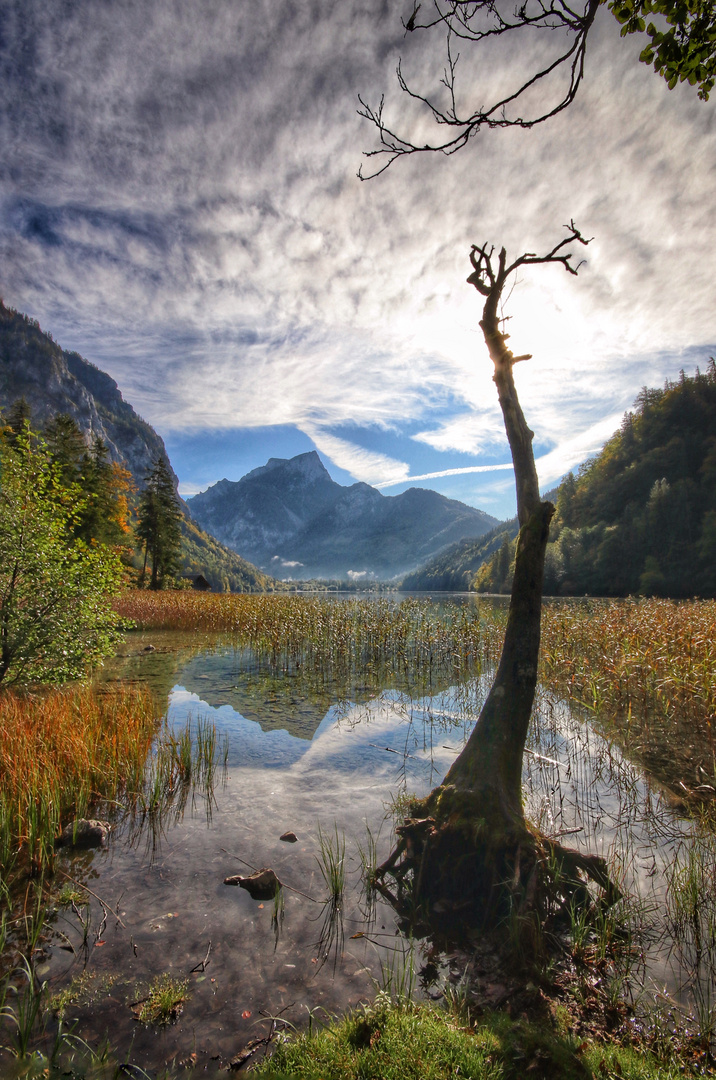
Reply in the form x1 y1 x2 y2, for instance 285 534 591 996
0 0 714 518
376 463 513 490
413 412 507 455
535 413 626 487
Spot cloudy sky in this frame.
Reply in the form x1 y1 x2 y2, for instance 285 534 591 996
1 0 713 519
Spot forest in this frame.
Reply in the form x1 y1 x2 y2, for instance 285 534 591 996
467 363 716 597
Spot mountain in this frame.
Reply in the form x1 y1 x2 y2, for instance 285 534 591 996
0 301 276 592
179 516 277 592
0 301 176 486
187 452 500 580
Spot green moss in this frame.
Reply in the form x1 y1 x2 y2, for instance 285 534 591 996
252 1000 702 1080
133 973 189 1026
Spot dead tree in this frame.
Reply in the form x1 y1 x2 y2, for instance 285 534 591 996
375 224 617 933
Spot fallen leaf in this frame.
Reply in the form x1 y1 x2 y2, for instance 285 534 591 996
94 940 106 947
350 932 364 939
258 903 264 909
241 1010 251 1019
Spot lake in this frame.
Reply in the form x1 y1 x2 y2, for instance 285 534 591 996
11 597 716 1074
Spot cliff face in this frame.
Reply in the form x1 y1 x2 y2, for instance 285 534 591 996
188 451 500 580
0 301 174 486
0 300 279 592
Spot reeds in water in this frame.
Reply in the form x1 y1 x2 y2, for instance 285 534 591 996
0 685 156 876
538 599 716 797
114 592 503 699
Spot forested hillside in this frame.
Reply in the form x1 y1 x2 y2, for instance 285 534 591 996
474 364 716 597
400 521 519 591
544 364 716 597
179 517 278 592
405 364 716 598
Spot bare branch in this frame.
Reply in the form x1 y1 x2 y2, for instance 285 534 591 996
506 220 592 276
465 226 589 525
359 0 601 178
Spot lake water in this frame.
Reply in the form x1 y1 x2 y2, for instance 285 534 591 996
20 607 716 1074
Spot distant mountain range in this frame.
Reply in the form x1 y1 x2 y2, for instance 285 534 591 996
187 452 500 580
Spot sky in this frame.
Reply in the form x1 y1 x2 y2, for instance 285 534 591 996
1 0 714 520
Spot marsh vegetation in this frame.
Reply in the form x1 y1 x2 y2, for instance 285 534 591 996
1 593 716 1076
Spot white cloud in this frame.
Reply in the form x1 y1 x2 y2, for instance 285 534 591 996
0 0 714 519
535 413 626 488
302 424 410 487
413 412 507 455
376 463 513 489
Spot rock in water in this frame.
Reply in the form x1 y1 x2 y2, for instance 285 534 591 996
223 868 282 899
280 831 298 843
56 819 111 849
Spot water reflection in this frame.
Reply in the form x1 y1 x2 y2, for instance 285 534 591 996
18 626 715 1073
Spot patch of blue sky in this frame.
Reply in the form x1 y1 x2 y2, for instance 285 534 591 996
168 425 317 495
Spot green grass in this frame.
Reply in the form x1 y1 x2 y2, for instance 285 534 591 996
252 998 695 1080
133 973 189 1026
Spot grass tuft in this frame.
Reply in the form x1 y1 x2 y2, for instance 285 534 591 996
133 973 189 1026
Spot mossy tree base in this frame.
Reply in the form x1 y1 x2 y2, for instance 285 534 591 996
375 784 620 947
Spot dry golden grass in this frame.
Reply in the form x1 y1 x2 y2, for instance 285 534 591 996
540 599 716 727
0 684 156 873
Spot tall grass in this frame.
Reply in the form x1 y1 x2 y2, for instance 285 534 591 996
115 592 503 694
116 593 716 791
538 599 716 795
0 685 156 876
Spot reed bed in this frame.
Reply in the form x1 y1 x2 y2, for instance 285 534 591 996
0 685 157 875
538 599 716 793
115 591 505 683
116 591 716 792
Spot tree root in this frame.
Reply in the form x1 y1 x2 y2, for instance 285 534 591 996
374 807 621 948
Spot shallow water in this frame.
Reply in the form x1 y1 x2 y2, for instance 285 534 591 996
13 622 716 1073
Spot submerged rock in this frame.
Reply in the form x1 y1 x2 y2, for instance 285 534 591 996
223 868 282 900
279 831 298 843
56 819 111 849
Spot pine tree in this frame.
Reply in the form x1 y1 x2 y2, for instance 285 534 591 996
44 413 86 486
3 397 32 450
136 457 182 589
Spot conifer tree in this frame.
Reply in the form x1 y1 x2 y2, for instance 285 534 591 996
136 457 182 589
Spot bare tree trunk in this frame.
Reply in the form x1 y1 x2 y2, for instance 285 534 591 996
376 225 617 922
440 245 557 836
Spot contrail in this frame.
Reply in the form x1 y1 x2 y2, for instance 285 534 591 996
375 463 514 489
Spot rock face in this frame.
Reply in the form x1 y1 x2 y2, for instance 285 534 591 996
0 301 174 487
187 451 500 580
